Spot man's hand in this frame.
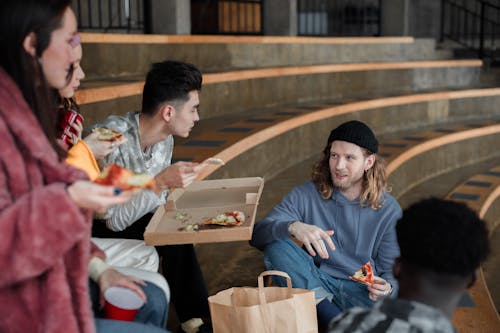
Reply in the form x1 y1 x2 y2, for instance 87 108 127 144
154 161 203 191
98 268 147 308
288 221 335 259
367 276 392 301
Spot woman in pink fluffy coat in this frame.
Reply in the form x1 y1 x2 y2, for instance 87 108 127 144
0 1 168 332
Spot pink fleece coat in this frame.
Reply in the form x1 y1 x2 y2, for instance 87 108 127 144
0 68 103 333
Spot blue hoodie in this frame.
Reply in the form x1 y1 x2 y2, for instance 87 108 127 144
251 180 402 293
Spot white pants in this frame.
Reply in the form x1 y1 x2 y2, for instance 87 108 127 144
91 237 169 301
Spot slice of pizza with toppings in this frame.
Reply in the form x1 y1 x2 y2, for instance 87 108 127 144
93 127 124 142
202 211 245 226
94 164 155 191
349 261 374 286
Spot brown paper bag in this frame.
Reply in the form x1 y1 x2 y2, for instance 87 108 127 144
208 270 318 333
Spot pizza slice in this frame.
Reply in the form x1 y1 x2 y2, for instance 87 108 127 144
349 261 374 286
94 164 155 191
93 127 124 142
202 211 245 226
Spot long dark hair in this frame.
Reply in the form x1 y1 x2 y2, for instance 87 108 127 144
0 0 71 157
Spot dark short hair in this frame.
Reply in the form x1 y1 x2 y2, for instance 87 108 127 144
396 197 490 277
141 60 202 116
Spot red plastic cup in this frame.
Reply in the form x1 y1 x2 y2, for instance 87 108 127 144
60 108 83 145
103 286 144 322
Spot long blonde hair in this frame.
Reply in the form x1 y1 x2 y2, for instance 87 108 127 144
312 144 389 210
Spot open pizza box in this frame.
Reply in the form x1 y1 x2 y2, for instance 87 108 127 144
144 177 264 245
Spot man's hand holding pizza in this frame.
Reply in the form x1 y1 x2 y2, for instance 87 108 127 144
367 276 392 301
154 161 204 194
288 221 335 259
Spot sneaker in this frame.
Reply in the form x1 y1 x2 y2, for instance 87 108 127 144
177 321 213 333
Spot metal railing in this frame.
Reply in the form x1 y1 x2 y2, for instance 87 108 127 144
441 0 500 63
73 0 147 33
191 0 263 35
298 0 381 36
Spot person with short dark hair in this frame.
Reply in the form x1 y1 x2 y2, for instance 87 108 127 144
328 197 490 332
251 120 402 331
91 60 212 333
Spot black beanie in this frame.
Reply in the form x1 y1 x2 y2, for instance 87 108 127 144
327 120 378 153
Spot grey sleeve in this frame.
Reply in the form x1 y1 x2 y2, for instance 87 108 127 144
105 190 166 231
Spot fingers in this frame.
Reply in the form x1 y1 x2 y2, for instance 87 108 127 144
304 231 335 259
303 242 317 257
323 230 336 251
367 276 391 298
114 280 147 302
312 238 329 259
71 119 83 134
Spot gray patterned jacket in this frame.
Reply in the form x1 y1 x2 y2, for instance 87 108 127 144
91 111 174 231
328 298 457 333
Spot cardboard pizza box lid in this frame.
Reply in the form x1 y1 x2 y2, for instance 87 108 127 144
144 177 264 245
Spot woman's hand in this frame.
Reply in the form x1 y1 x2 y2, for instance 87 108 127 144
66 119 83 145
83 131 125 159
67 180 133 213
97 268 147 308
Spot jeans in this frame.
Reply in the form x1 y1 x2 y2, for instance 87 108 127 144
92 213 211 323
89 279 168 331
263 239 374 311
94 319 169 333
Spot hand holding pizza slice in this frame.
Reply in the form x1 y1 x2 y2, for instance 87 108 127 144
349 261 374 286
94 164 155 191
93 127 124 142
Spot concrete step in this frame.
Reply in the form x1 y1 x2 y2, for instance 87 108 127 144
81 33 450 80
179 88 500 183
76 59 484 126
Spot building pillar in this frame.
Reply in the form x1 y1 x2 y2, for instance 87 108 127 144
380 0 410 36
149 0 190 34
263 0 297 36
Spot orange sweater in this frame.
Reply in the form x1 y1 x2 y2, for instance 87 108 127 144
66 140 100 180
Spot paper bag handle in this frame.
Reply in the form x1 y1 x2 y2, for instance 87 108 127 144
257 270 292 305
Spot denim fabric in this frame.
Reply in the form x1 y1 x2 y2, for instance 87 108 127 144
89 279 168 331
94 319 169 333
264 239 375 311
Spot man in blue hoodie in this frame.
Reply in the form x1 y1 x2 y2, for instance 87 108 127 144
250 120 402 330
